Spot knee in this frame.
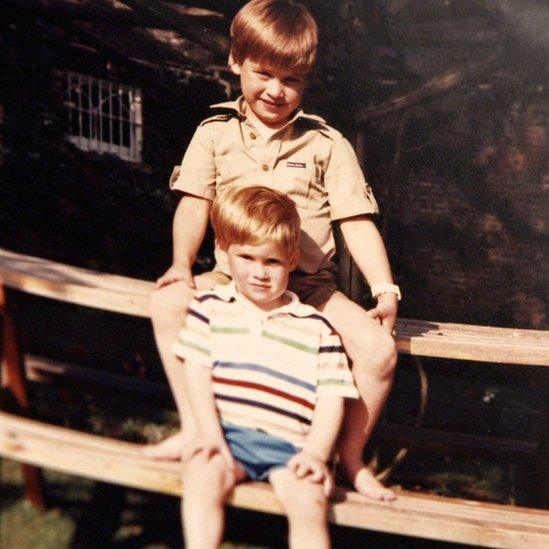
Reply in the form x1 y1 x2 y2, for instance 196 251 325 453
351 329 397 382
150 282 192 327
183 463 227 505
287 492 328 524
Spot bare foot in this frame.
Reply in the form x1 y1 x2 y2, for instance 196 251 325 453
344 464 396 501
142 431 185 460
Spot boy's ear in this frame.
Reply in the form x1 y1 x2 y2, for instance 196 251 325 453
289 249 299 271
228 52 241 75
218 247 229 264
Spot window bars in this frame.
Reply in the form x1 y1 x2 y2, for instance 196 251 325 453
63 72 142 163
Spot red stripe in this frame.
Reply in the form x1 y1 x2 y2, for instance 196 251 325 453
212 376 315 410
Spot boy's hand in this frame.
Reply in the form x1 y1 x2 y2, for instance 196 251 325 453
182 435 235 470
287 451 335 497
156 264 195 289
368 292 398 333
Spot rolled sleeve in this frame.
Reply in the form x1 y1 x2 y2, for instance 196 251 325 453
325 137 379 221
169 125 217 201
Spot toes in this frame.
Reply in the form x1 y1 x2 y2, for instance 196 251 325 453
352 468 396 501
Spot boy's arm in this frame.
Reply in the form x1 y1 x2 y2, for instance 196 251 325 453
288 396 344 496
183 358 234 468
340 215 399 332
156 194 211 289
303 396 345 462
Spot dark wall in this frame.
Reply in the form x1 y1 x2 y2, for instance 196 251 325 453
342 0 548 329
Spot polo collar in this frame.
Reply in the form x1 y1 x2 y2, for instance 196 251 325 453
215 281 311 318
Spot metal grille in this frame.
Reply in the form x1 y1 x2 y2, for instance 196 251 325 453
63 72 142 163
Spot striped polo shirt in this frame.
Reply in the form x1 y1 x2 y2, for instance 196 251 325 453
173 282 358 448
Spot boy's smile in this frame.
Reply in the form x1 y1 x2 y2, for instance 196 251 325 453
221 241 298 312
230 58 308 129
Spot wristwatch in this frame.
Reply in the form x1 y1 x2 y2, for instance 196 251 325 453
370 282 401 301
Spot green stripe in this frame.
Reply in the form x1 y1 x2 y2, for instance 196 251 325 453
211 326 249 334
262 330 317 354
318 379 353 387
178 338 210 356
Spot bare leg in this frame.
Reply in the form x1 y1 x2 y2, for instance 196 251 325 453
143 273 228 459
269 468 330 549
142 280 194 458
319 292 397 501
182 452 244 549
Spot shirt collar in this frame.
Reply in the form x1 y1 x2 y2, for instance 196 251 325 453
209 96 326 129
215 281 311 318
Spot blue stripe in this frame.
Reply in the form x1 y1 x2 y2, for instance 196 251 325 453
213 361 315 392
196 293 234 303
288 312 335 332
188 307 209 324
319 345 344 353
215 393 312 426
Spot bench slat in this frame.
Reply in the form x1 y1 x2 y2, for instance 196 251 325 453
0 249 153 317
1 248 548 366
1 411 548 548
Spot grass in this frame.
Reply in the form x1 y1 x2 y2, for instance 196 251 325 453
1 458 277 548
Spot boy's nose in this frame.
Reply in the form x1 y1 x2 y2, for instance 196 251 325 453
266 79 284 98
252 263 268 279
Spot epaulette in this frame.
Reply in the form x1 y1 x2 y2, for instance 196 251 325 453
198 110 236 127
296 113 342 140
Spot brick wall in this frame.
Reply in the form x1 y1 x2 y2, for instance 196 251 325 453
363 97 547 329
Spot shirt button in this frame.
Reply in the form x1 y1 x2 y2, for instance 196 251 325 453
250 132 257 140
262 164 269 171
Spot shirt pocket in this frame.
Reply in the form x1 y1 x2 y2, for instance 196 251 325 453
276 158 325 211
215 149 257 191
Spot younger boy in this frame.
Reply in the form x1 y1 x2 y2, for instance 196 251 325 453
177 186 358 549
146 0 399 501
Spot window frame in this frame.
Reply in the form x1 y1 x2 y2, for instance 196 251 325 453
62 71 143 163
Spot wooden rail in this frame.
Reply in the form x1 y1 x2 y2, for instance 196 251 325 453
1 247 548 547
1 248 547 366
1 411 548 548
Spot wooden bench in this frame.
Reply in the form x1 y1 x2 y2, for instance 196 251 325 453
1 247 548 548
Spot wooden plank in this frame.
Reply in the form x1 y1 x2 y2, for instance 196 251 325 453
25 355 171 400
1 285 46 508
1 412 548 548
376 423 537 457
394 318 549 366
0 248 153 317
1 286 29 407
1 248 548 366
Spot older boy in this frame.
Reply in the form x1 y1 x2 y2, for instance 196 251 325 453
147 0 399 501
178 186 358 549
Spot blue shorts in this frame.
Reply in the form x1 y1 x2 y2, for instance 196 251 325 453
222 423 299 481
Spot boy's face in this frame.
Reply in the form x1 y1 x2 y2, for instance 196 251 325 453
221 240 298 312
231 58 309 129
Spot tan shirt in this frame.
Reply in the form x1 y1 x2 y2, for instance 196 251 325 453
170 98 379 274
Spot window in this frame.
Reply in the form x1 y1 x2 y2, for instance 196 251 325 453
63 72 142 163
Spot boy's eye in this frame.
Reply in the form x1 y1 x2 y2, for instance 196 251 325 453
266 258 282 265
238 254 253 261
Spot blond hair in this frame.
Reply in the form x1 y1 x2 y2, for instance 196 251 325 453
230 0 318 72
211 185 300 257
